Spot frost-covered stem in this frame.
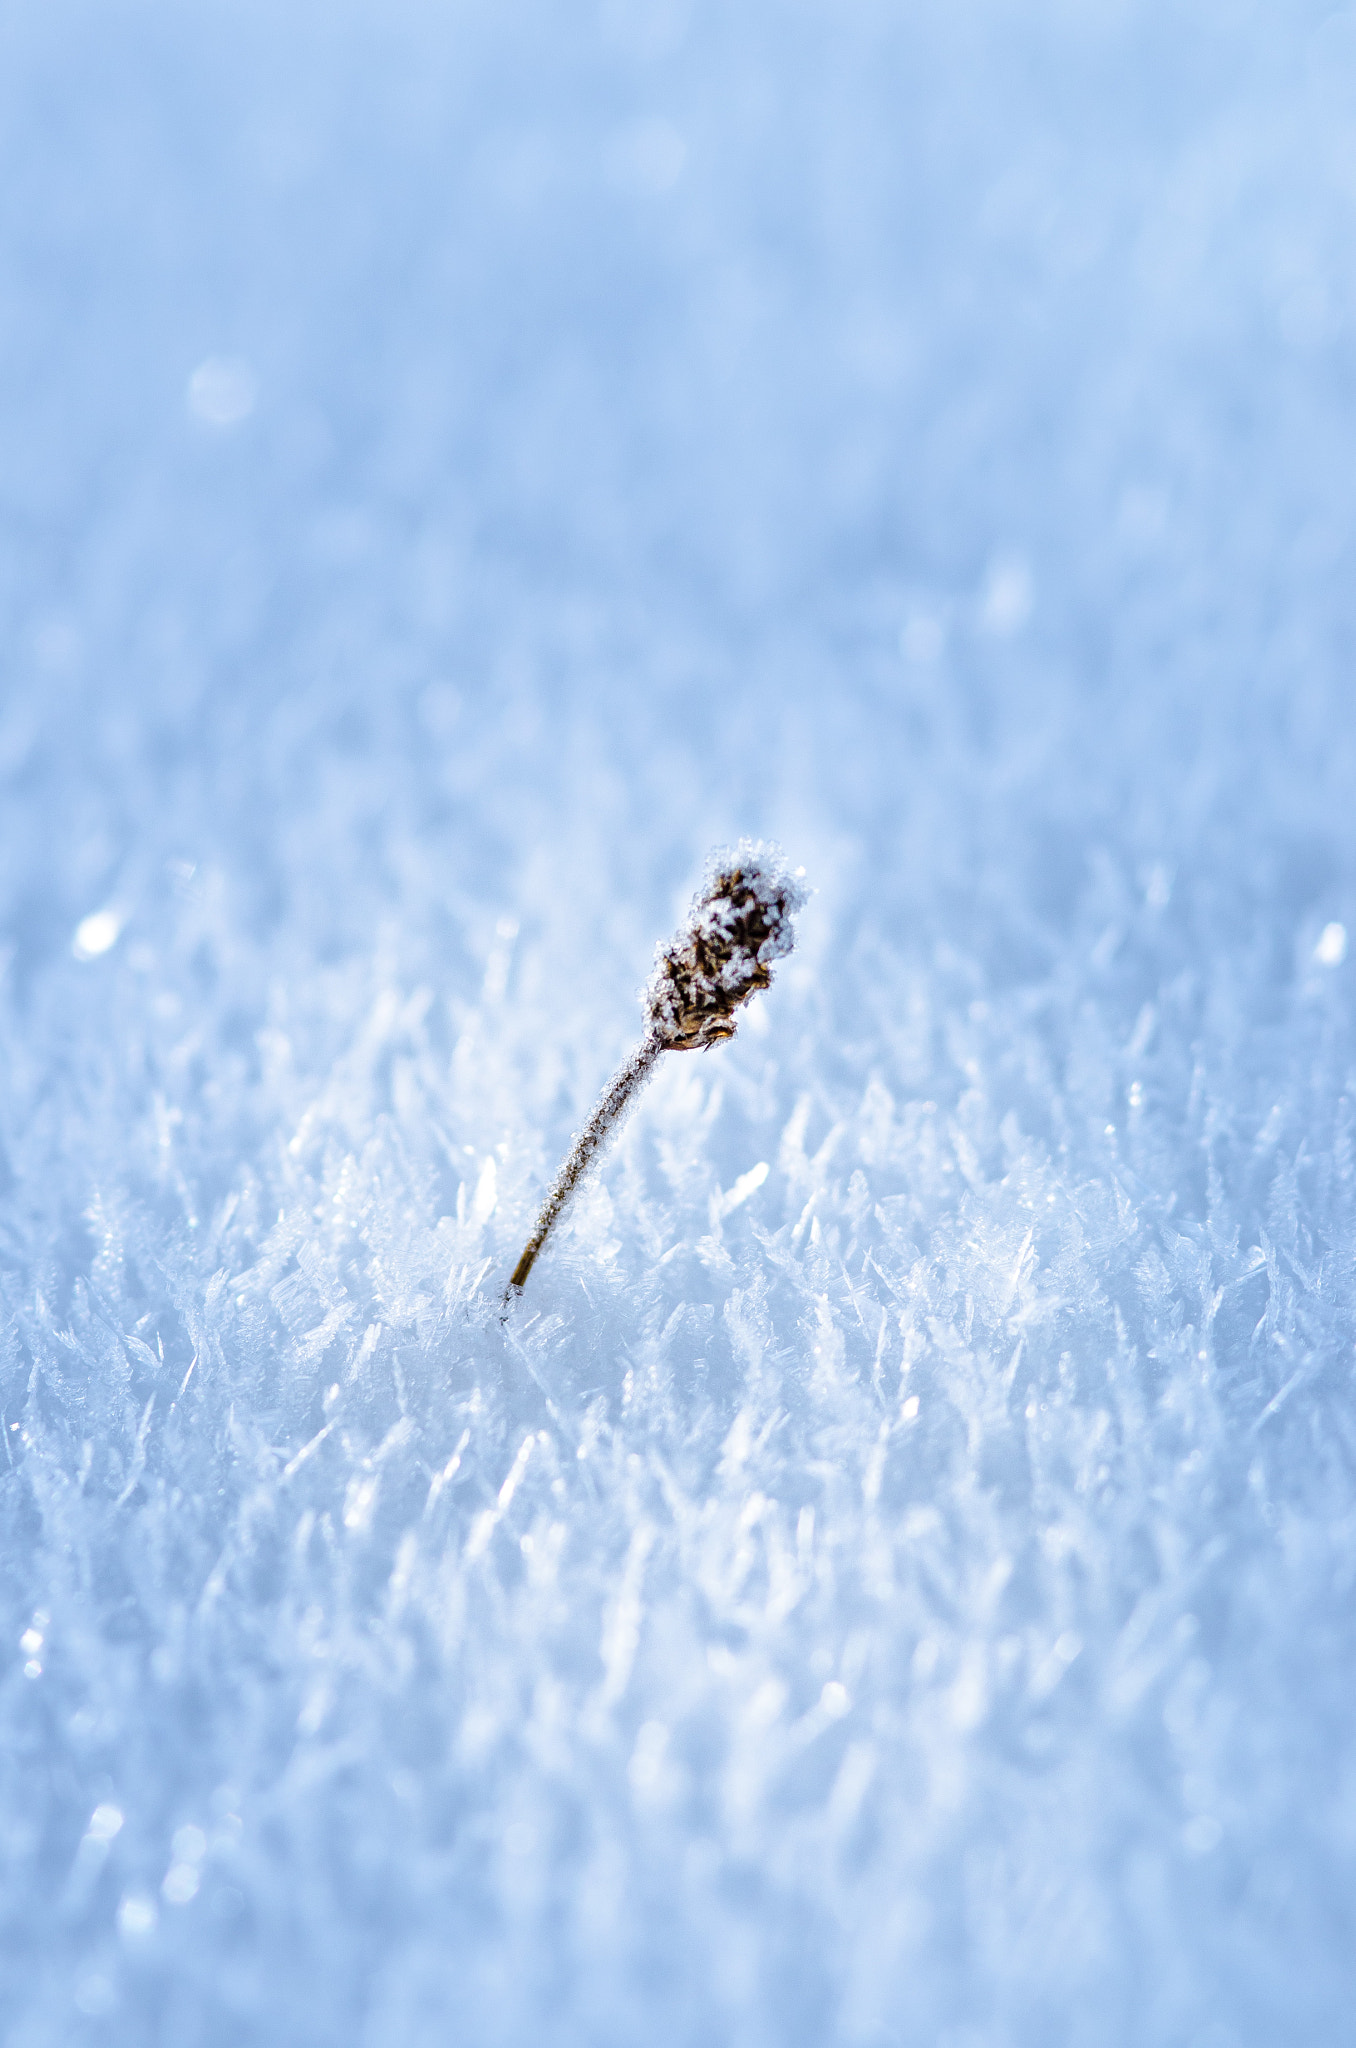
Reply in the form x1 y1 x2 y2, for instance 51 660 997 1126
505 840 806 1301
505 1034 663 1298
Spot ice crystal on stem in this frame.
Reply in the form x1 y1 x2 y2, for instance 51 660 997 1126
506 843 807 1297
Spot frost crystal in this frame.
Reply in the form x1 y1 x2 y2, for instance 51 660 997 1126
7 7 1356 2045
645 842 808 1051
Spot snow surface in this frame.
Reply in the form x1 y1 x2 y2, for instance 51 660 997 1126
4 2 1356 2042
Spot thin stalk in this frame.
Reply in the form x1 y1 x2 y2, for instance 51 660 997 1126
505 1034 663 1298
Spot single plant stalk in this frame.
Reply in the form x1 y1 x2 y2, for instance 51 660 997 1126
505 841 807 1302
507 1035 663 1294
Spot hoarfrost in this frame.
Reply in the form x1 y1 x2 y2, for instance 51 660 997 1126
3 3 1356 2044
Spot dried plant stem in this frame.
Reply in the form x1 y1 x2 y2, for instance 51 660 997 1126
504 841 806 1301
505 1034 663 1298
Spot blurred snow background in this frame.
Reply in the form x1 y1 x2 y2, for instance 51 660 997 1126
3 0 1356 2040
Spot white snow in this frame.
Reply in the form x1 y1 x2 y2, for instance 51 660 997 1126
3 1 1356 2043
72 911 123 962
186 358 259 431
1315 921 1347 968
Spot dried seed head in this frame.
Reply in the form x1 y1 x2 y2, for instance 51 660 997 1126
506 840 808 1298
645 841 808 1051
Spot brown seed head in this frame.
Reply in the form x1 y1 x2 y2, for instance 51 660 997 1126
645 842 808 1051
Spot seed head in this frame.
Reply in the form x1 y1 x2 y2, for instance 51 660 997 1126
645 841 808 1052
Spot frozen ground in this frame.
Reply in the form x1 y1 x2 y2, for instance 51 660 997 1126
3 1 1356 2041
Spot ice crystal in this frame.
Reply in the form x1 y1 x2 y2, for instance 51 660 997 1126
3 5 1356 2046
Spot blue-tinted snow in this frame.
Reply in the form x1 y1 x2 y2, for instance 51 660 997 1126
3 3 1356 2042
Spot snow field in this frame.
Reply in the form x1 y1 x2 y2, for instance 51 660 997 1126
3 2 1356 2042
